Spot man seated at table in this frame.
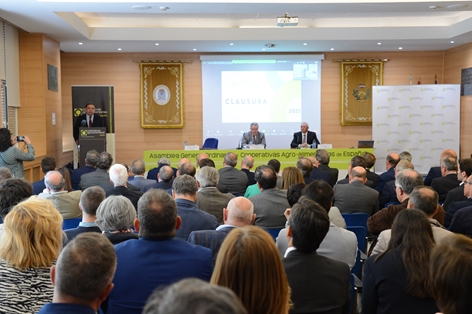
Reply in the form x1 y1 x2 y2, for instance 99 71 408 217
290 122 320 148
240 122 266 148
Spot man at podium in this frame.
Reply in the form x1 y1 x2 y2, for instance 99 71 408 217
73 102 105 145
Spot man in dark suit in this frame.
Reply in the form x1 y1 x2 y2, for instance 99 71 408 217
32 156 56 194
363 151 379 188
218 152 248 195
283 197 350 314
188 197 255 263
378 160 414 209
240 122 266 148
431 156 461 203
71 150 98 190
79 151 114 191
375 152 400 194
64 186 105 242
73 102 105 145
107 164 144 210
290 122 320 148
443 158 472 211
144 165 174 192
424 149 457 186
445 174 472 227
196 166 234 224
146 157 177 181
129 158 157 192
240 155 256 185
106 189 213 314
172 175 218 240
315 149 338 186
308 156 334 186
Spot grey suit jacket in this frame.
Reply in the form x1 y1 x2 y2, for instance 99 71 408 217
196 187 235 224
250 187 289 228
38 191 82 219
218 166 248 195
78 168 113 191
241 131 266 147
333 180 379 215
129 176 156 192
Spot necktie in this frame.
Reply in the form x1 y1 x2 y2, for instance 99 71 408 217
253 135 256 143
303 134 306 144
88 116 93 127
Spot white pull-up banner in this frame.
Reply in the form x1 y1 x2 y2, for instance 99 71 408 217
373 85 460 174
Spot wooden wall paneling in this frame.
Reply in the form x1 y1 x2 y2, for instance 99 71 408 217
444 42 472 158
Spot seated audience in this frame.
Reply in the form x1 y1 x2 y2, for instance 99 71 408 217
96 195 139 244
367 169 424 235
337 155 375 188
173 175 218 240
280 166 304 190
188 197 255 263
268 159 283 189
449 202 472 238
430 234 472 314
333 166 379 215
0 178 33 241
143 278 247 314
315 149 339 186
37 233 116 314
250 165 290 228
144 165 174 192
58 166 73 192
399 151 413 162
0 197 62 313
64 186 106 241
199 158 228 193
218 152 248 195
107 164 144 210
362 209 439 314
283 197 351 313
378 159 414 209
445 174 472 227
372 186 453 255
240 155 256 185
146 157 177 180
128 158 156 192
375 152 400 194
211 226 290 314
424 149 457 186
196 166 234 224
363 151 379 188
277 181 357 268
38 170 82 219
106 189 212 314
443 158 472 212
296 157 315 184
32 156 56 194
79 151 114 191
71 150 99 190
431 156 461 203
307 156 332 186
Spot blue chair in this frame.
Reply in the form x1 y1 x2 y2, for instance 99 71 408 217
202 138 219 149
347 226 367 280
342 213 370 231
384 201 400 207
265 227 283 242
62 217 82 230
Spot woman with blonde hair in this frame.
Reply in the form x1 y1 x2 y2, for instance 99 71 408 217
211 225 291 314
281 167 304 190
0 197 63 313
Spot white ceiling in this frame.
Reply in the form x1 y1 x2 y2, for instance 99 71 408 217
2 0 472 53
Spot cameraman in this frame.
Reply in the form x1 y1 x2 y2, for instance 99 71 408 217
0 129 35 179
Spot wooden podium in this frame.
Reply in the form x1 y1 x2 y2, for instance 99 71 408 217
78 127 106 167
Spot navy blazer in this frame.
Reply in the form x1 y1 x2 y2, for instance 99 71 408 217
71 165 96 190
32 179 46 195
310 167 334 186
175 198 218 240
290 131 320 148
106 186 144 210
449 205 472 238
188 226 236 263
107 237 212 314
378 180 398 209
424 166 441 186
445 198 472 228
375 167 395 194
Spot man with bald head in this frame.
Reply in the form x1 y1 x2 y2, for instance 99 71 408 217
188 197 255 263
144 165 174 192
240 155 256 185
378 159 415 209
38 170 82 219
218 152 248 195
333 166 379 215
424 149 458 186
375 152 400 193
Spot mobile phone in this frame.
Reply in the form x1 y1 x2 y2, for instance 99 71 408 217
16 136 24 142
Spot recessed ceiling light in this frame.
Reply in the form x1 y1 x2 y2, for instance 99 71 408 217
230 43 233 46
118 48 122 51
155 43 159 46
78 42 83 45
132 5 151 10
399 47 403 50
450 40 455 44
377 42 381 45
330 48 334 51
303 43 307 46
193 48 197 51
